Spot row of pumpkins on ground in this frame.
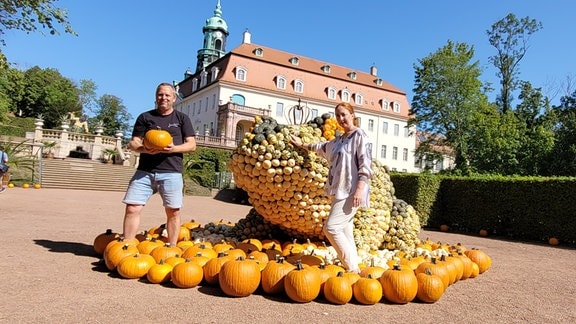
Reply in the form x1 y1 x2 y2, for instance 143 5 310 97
93 223 492 305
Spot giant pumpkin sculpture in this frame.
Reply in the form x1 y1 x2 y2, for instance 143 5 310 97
226 115 421 253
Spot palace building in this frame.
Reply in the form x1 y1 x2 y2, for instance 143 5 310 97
174 1 419 172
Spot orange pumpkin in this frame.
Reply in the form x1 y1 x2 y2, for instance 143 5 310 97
284 260 322 303
323 272 353 305
144 128 172 149
93 229 120 256
147 259 173 284
218 256 261 297
380 264 418 304
260 257 295 295
149 243 182 263
171 259 204 288
104 243 139 271
202 252 232 286
116 253 156 279
352 274 383 305
415 268 445 303
464 248 492 274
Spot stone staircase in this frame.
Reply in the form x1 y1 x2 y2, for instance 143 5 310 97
41 158 135 192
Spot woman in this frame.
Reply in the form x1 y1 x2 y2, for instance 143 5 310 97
290 102 373 273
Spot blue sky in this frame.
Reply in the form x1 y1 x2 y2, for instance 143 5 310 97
3 0 575 123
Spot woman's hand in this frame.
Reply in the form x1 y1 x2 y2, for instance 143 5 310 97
289 135 303 148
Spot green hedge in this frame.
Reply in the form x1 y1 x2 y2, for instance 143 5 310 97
390 173 576 245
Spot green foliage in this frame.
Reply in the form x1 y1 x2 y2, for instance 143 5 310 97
183 146 233 190
89 94 132 136
410 40 490 175
543 90 576 176
0 138 38 183
487 13 543 113
0 0 77 46
391 173 442 226
17 66 81 128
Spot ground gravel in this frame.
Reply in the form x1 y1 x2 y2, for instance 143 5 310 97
0 188 574 324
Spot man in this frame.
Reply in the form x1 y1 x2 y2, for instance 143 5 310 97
121 82 196 245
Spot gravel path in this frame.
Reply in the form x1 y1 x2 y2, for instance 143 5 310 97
0 188 574 324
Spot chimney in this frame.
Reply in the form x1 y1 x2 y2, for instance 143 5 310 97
242 29 251 44
370 65 377 76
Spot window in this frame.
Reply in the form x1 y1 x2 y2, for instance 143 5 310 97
403 148 408 161
327 87 337 100
321 65 331 73
435 158 444 171
294 79 304 93
200 70 208 87
254 48 263 56
192 78 198 92
404 126 410 137
356 117 361 127
235 66 247 81
394 124 400 136
341 89 350 102
375 78 383 86
199 100 202 114
382 99 389 111
393 102 400 113
347 71 357 80
192 102 196 116
275 102 284 118
212 94 216 110
205 97 209 112
311 109 318 119
276 76 286 90
382 122 388 134
392 147 398 160
210 67 219 80
355 93 364 105
380 145 387 159
289 57 299 65
368 119 374 132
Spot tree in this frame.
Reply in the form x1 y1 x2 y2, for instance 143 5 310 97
0 0 76 46
487 13 543 113
543 90 576 176
17 66 81 128
90 94 132 137
409 40 490 174
513 81 555 175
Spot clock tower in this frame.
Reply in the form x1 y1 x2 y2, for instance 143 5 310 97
196 0 229 72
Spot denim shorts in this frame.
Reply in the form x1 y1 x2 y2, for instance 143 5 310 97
122 170 183 208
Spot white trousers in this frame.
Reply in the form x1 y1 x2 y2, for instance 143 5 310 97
323 197 360 272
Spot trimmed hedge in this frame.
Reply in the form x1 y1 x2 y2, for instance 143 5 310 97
390 173 576 246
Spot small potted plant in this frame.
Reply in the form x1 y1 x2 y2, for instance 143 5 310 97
42 141 58 159
102 148 117 164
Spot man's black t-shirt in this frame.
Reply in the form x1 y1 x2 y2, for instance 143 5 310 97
132 109 195 173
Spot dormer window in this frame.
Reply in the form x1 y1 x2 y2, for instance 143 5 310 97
341 88 351 102
289 57 300 65
235 66 247 81
253 48 264 57
393 102 401 113
210 67 219 80
192 78 198 92
200 70 208 87
355 93 364 105
375 78 383 86
276 75 287 90
321 65 331 73
381 99 389 111
294 79 304 93
327 86 337 100
347 71 357 80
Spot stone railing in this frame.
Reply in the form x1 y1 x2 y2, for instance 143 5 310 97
27 119 130 165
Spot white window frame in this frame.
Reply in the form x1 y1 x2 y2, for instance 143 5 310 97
368 119 374 132
382 121 388 134
393 102 401 113
276 75 286 90
235 66 247 81
355 93 364 105
327 87 337 100
341 88 350 102
382 99 389 111
294 79 304 93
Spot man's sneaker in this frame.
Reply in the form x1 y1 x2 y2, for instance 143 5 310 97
0 187 6 193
